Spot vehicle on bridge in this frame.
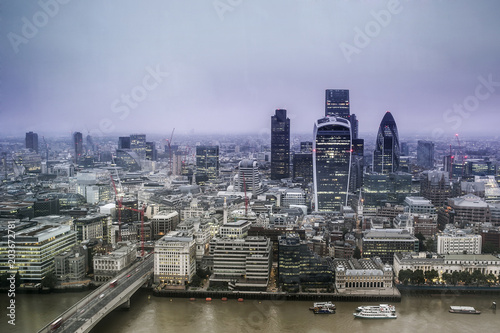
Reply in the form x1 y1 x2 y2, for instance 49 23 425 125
109 279 118 287
50 318 63 330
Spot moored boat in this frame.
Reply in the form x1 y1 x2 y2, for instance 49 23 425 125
449 306 481 314
355 304 395 313
309 301 336 311
353 311 397 319
313 307 335 314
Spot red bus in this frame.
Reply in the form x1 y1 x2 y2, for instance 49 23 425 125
109 279 118 287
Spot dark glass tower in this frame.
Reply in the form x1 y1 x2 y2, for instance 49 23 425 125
118 136 131 149
313 116 352 211
373 112 400 174
130 134 146 159
325 89 350 119
25 131 39 153
271 109 290 180
196 145 219 185
73 132 83 164
417 140 435 170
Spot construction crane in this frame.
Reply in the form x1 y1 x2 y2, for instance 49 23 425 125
110 174 124 242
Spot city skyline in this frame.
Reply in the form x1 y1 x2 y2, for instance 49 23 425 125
1 1 500 139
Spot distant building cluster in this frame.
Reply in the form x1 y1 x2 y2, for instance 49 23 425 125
1 88 500 295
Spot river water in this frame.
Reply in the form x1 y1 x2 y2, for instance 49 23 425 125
1 290 498 333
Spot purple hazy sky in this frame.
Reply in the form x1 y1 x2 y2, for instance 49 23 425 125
1 0 500 139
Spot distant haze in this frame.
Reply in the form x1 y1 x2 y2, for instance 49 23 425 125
1 0 500 140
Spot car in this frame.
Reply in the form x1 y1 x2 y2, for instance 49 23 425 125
99 294 104 299
127 274 131 278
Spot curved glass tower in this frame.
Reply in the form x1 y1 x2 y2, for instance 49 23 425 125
313 116 352 211
373 111 400 174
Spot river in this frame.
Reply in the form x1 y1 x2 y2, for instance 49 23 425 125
1 290 498 332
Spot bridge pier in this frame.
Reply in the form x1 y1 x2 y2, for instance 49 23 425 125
118 297 131 310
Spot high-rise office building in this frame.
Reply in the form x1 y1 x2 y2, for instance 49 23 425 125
130 134 146 159
350 113 358 139
300 141 313 153
373 112 400 174
417 140 435 170
292 152 313 184
325 89 350 119
146 141 157 161
118 136 131 149
25 131 39 153
73 132 83 164
271 109 290 180
196 145 219 185
313 116 352 211
237 159 263 197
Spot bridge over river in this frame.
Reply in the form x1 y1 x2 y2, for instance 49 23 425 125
37 254 154 333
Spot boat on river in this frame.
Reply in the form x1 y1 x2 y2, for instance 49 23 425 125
449 306 481 314
355 304 396 313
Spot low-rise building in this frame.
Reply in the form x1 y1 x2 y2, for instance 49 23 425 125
333 257 393 290
362 229 419 264
437 226 481 255
93 241 137 282
218 220 251 239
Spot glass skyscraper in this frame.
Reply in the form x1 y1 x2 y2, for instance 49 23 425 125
271 109 290 180
25 131 39 153
373 111 400 174
196 145 219 185
313 116 352 211
325 89 350 119
73 132 83 164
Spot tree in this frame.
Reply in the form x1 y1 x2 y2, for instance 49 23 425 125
424 269 439 284
459 271 472 285
411 269 425 285
486 273 497 285
398 269 412 285
41 271 57 289
441 272 452 285
353 246 361 259
451 271 460 285
425 238 436 253
189 275 202 288
415 233 427 252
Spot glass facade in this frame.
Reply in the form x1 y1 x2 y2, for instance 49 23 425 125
325 89 350 119
195 145 219 185
271 109 290 180
373 112 400 174
313 117 351 211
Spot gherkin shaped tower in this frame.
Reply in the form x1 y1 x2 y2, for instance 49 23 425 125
373 111 400 174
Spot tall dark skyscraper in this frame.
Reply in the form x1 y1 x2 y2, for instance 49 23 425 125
325 89 350 119
373 112 400 174
271 109 290 180
195 145 219 185
118 136 131 149
130 134 146 159
417 140 435 169
73 132 83 164
313 116 352 211
350 113 358 139
25 131 39 153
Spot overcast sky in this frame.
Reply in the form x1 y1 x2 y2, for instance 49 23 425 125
1 0 500 140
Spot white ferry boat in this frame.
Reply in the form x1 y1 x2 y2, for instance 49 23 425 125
353 311 397 319
449 306 481 314
309 302 336 311
355 304 396 313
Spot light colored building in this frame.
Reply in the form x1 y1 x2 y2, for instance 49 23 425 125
334 258 393 290
404 197 437 218
54 247 87 282
93 241 137 282
154 231 196 288
362 229 419 264
218 220 251 239
0 222 76 282
393 252 500 278
209 236 272 290
437 226 481 255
